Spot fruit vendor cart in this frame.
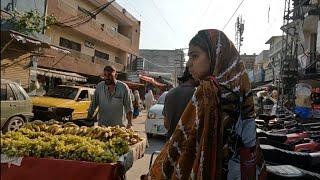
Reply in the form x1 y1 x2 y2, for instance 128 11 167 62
1 137 147 180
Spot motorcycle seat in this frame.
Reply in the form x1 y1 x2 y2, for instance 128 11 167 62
258 114 277 121
261 144 320 172
267 165 320 180
257 129 287 142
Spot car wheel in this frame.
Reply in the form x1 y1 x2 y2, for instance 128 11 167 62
3 116 25 133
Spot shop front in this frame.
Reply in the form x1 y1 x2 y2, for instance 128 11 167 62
29 68 87 96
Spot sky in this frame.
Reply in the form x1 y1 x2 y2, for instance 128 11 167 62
116 0 285 55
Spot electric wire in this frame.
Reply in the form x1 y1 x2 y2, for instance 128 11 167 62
222 0 245 30
150 0 176 35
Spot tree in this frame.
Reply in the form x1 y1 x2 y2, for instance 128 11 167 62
8 10 57 34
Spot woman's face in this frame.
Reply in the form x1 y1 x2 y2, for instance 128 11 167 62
187 44 210 80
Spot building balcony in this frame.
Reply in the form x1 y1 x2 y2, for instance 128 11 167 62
90 20 132 48
38 48 125 77
48 0 137 55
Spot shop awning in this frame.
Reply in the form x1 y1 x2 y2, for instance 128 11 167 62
8 30 70 54
31 68 87 82
123 81 145 89
139 75 166 87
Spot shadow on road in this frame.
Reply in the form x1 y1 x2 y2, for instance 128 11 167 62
145 136 166 155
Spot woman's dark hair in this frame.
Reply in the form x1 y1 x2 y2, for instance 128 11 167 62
189 31 210 53
189 30 216 74
178 67 193 83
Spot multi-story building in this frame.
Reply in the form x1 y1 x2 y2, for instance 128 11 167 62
265 36 284 82
240 53 256 72
1 0 50 89
138 49 186 85
1 0 141 92
40 0 140 80
292 0 319 76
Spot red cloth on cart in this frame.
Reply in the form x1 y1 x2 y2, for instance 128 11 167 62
1 157 121 180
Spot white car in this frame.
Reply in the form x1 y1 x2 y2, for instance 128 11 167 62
145 92 168 136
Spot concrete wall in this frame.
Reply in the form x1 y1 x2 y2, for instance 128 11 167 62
254 50 269 79
255 50 269 64
58 0 119 32
139 49 185 78
38 48 125 76
46 0 140 57
45 26 122 63
46 0 140 62
240 54 256 71
44 0 141 73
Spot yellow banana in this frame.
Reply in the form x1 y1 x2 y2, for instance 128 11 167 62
78 126 87 136
51 127 60 134
71 127 79 135
32 124 41 132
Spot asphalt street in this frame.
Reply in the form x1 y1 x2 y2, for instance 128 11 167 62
126 111 166 180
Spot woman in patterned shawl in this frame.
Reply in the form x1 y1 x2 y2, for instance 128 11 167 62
142 29 266 180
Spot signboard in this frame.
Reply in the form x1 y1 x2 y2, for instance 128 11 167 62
128 73 140 83
136 58 144 71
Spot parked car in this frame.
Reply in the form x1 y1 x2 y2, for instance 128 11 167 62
1 79 33 133
145 91 168 136
31 85 95 122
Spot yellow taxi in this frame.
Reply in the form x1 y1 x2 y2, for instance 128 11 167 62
31 85 95 121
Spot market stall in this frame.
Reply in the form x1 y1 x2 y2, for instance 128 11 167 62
1 120 147 180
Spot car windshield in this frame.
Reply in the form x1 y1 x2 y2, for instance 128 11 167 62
157 93 167 105
45 86 78 100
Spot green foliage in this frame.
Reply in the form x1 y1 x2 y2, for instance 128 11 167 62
8 10 57 33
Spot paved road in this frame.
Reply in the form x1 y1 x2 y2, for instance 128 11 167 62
126 111 166 180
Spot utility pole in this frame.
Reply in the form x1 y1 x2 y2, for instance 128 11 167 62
235 16 244 54
277 0 301 114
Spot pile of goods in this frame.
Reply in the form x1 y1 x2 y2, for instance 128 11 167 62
1 120 143 163
24 120 143 145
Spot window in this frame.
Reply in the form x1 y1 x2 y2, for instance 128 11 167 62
45 86 78 100
12 83 27 100
1 84 6 101
78 90 89 101
59 37 81 52
94 50 109 60
115 56 120 63
112 27 117 32
89 91 94 101
6 85 16 101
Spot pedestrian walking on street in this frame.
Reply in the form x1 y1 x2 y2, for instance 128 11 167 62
87 65 133 128
163 67 196 140
133 90 141 119
144 29 266 180
145 90 155 111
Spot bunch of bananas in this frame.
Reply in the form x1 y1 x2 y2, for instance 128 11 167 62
1 129 129 163
23 120 143 145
